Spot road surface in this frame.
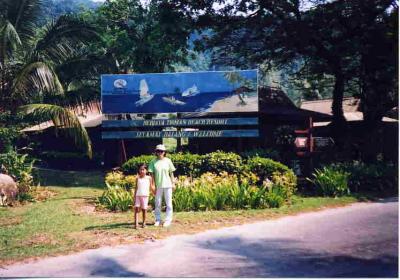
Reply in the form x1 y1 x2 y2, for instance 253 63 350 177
1 198 398 277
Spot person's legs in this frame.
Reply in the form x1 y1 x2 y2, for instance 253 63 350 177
134 196 141 229
155 188 163 224
164 188 173 224
134 207 139 229
141 196 148 228
142 209 146 228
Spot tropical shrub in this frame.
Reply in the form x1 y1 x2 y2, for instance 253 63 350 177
98 183 133 211
101 171 153 211
105 171 136 190
246 156 290 182
122 155 155 174
307 166 350 197
0 151 35 195
169 153 202 177
172 172 284 212
265 186 286 208
201 151 243 174
330 161 398 195
271 171 297 200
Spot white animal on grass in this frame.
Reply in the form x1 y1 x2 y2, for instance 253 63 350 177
0 174 18 206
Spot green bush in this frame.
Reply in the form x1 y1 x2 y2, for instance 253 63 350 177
122 155 155 174
98 183 133 211
271 171 297 200
0 151 35 195
330 161 398 195
169 153 202 177
202 151 243 174
247 156 290 182
266 186 286 208
172 173 283 212
105 171 136 191
307 166 350 197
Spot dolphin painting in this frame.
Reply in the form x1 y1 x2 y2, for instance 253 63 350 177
162 96 186 106
181 85 200 97
135 79 154 106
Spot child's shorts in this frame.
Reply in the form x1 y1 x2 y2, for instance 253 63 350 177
134 196 149 210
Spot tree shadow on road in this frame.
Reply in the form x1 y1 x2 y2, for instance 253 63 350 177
194 237 398 278
88 257 146 277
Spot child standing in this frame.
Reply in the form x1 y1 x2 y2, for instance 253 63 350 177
134 164 154 229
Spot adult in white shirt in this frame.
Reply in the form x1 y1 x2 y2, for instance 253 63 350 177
148 144 176 227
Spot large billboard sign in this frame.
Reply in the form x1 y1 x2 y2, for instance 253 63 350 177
101 70 258 114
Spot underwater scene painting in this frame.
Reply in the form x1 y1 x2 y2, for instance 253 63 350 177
101 70 258 114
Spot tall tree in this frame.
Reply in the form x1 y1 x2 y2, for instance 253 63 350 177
176 0 397 139
82 0 192 73
0 0 101 156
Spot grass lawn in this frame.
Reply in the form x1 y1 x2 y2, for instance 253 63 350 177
0 169 360 266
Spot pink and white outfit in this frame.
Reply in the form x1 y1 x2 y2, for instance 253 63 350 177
135 176 151 210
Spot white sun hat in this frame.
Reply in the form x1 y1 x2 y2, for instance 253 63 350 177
155 144 167 151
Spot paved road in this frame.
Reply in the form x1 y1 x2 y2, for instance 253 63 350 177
1 198 398 277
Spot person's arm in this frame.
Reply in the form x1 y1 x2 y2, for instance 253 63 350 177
149 175 156 195
133 177 138 206
170 172 176 190
169 158 176 190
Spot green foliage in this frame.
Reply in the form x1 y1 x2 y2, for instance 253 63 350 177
82 0 192 73
169 153 202 177
0 151 34 182
186 0 397 127
308 166 350 197
246 156 290 182
104 171 136 191
172 173 284 212
98 183 133 212
265 186 286 208
122 155 155 174
101 171 155 211
0 127 20 153
19 104 92 158
330 161 398 195
271 171 297 200
120 152 296 212
0 151 35 195
202 151 243 174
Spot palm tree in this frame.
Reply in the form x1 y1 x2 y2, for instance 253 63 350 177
0 0 100 157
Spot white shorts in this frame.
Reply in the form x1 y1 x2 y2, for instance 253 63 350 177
134 196 149 210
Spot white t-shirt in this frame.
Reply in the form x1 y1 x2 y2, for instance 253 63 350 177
136 176 151 196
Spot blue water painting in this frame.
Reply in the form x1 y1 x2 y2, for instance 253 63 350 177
101 70 258 114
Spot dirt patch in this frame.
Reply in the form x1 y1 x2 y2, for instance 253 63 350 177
21 233 59 247
68 229 158 250
0 216 22 227
31 187 58 202
69 198 117 217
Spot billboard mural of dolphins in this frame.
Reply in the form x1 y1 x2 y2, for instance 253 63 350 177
101 70 258 114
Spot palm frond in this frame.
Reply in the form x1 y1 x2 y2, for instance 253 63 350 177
18 103 93 158
6 0 42 45
35 15 100 64
12 61 64 101
0 20 22 63
44 85 100 110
